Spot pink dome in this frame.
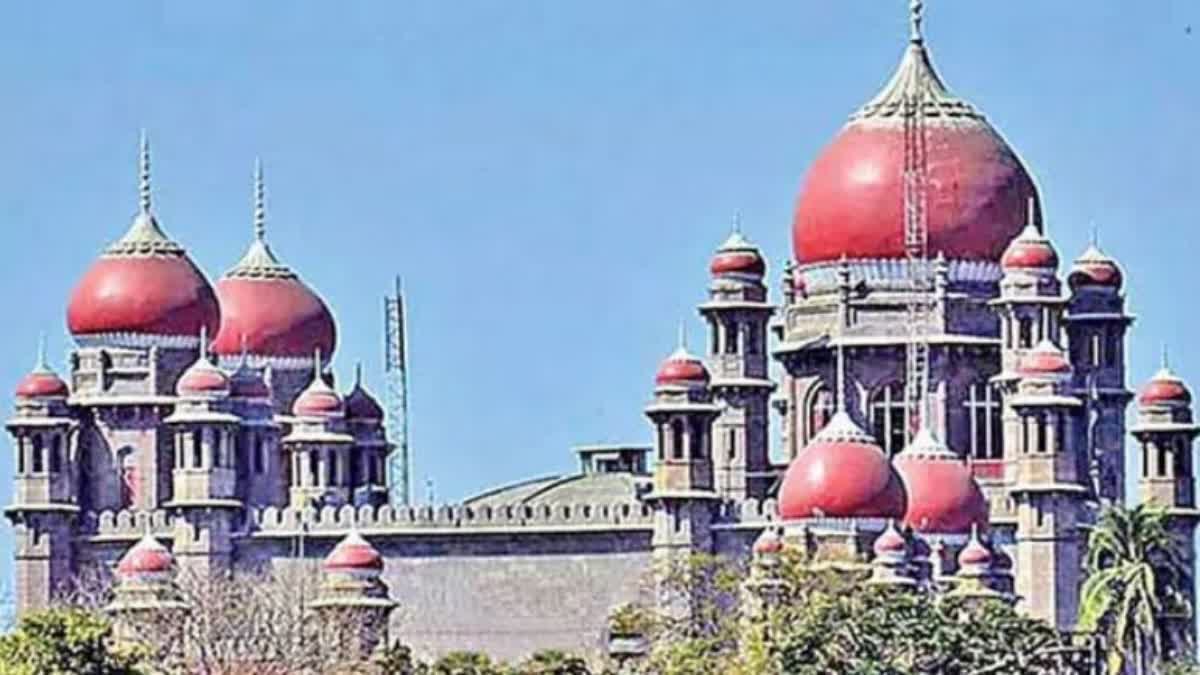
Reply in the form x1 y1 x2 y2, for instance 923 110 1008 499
1067 244 1123 291
710 230 766 278
893 428 989 534
116 534 174 579
323 531 384 573
177 365 230 397
1001 220 1058 272
67 212 220 346
1017 340 1072 378
655 345 710 388
779 412 908 520
958 530 993 567
793 36 1038 265
292 358 344 418
15 371 69 400
873 521 907 556
1139 365 1192 408
211 169 337 362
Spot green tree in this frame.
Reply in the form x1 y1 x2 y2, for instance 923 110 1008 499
0 608 146 675
1078 503 1191 675
515 649 590 675
429 650 511 675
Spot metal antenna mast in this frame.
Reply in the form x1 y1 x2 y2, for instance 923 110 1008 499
903 0 933 431
384 276 412 505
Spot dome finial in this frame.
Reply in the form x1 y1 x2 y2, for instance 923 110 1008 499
732 210 742 235
198 324 208 362
34 333 49 372
1089 221 1100 248
313 347 323 380
1027 197 1038 232
677 320 688 352
355 361 363 388
253 159 266 242
138 130 151 214
1162 343 1170 371
835 340 847 413
909 0 924 44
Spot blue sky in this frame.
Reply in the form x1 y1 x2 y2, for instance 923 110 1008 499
0 2 1197 596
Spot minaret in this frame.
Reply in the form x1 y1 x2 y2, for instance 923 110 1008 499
741 526 787 633
1007 340 1089 629
281 351 355 509
644 326 722 618
991 199 1065 376
344 363 391 508
1063 232 1132 504
106 533 188 663
6 339 78 614
228 337 282 508
868 520 917 589
947 525 1012 607
1130 350 1200 656
700 217 775 500
312 530 398 662
163 327 242 578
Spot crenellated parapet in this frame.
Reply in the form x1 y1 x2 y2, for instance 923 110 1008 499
82 509 176 540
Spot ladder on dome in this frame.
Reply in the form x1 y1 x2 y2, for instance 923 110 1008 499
384 276 412 506
903 82 933 431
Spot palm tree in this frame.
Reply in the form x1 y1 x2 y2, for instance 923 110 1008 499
1078 503 1192 675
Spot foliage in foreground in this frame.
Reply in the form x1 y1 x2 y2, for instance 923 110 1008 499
0 607 145 675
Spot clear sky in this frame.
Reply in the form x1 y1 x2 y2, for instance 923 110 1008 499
0 1 1197 600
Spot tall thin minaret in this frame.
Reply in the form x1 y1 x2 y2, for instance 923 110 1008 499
700 215 775 500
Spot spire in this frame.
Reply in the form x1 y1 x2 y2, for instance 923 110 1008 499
835 340 846 413
1027 197 1039 234
198 325 208 362
678 320 688 352
1163 343 1171 371
718 212 754 251
909 0 924 44
34 333 49 373
139 130 151 214
354 361 363 388
313 347 323 382
225 159 295 279
732 210 742 235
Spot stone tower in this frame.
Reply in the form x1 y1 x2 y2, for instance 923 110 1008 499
1130 355 1200 656
1064 240 1132 504
282 353 355 509
700 224 775 500
643 334 721 616
1006 340 1089 629
312 531 398 662
343 365 391 508
6 345 78 612
106 533 188 662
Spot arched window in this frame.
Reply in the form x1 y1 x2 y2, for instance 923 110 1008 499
804 384 835 443
31 435 44 473
192 429 203 468
723 320 739 354
1017 317 1034 349
671 420 685 460
963 382 1003 460
869 382 910 456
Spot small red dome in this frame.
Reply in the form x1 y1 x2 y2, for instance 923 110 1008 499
177 364 230 397
752 528 784 556
1067 244 1123 291
779 412 908 520
893 428 989 534
873 522 907 556
67 213 220 346
1139 366 1192 408
1017 341 1072 378
116 535 174 579
958 532 993 568
655 346 710 388
323 531 384 573
16 370 68 400
793 41 1038 265
710 231 766 278
292 361 344 418
1001 223 1058 272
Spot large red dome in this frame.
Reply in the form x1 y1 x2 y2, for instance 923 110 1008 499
792 37 1039 265
893 428 989 534
778 412 907 520
211 171 337 362
67 212 220 346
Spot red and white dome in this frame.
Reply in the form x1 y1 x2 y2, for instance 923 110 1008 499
893 427 989 534
1017 340 1072 380
792 26 1038 265
778 412 907 520
957 527 993 568
655 340 710 389
1067 242 1123 292
1138 359 1192 409
212 166 337 366
176 330 230 397
323 531 384 574
292 355 345 419
67 141 219 348
873 520 907 557
15 343 68 400
116 534 175 580
1000 208 1058 273
710 228 766 279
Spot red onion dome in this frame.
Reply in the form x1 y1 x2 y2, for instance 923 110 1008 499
116 534 175 580
710 229 766 279
323 531 384 574
1067 242 1123 291
211 166 337 365
957 526 993 568
345 365 385 421
779 412 908 520
752 527 784 556
1138 359 1192 408
792 28 1038 265
1017 340 1072 379
176 330 230 397
655 343 710 389
873 520 907 556
15 343 68 399
1000 209 1058 272
893 427 989 534
67 141 219 348
292 353 345 418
